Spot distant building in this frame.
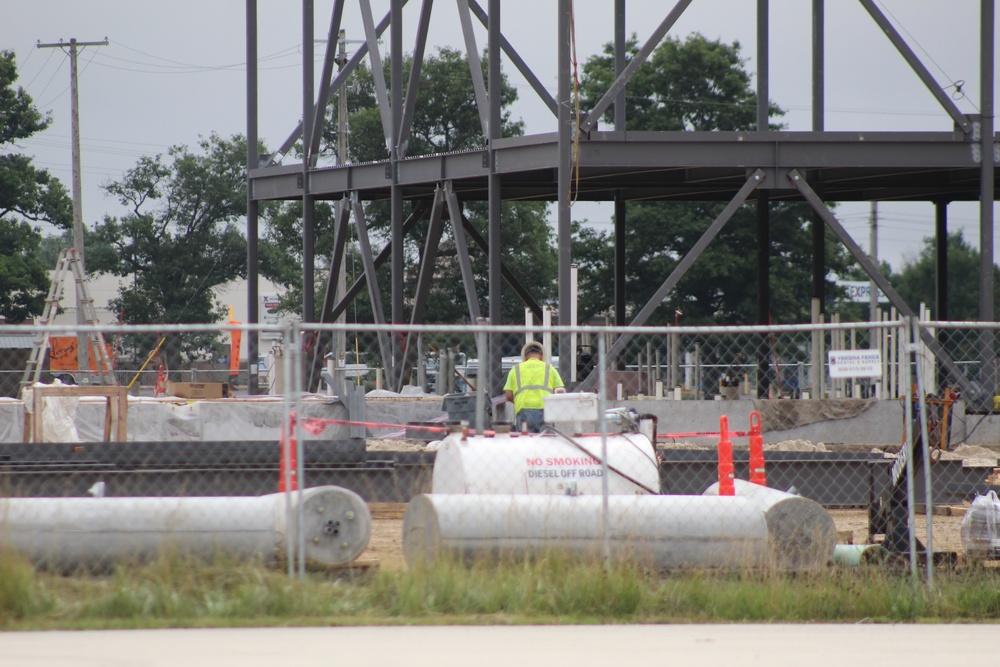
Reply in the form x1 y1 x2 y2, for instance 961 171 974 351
47 271 286 361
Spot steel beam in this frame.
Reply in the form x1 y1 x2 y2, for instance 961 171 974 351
458 212 542 320
398 188 446 391
360 0 393 153
457 0 490 139
254 131 988 202
557 0 572 381
859 0 973 135
468 0 558 117
788 169 972 396
270 3 406 164
579 0 693 134
351 198 394 375
487 0 502 395
318 197 352 325
246 0 260 394
444 183 483 324
934 200 948 322
326 204 426 323
977 0 995 393
756 0 769 132
308 0 345 162
398 0 434 157
578 170 767 390
302 0 316 325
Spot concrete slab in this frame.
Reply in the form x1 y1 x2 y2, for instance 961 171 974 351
3 624 995 667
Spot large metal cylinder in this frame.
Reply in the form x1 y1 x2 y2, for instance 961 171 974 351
403 493 770 570
0 486 371 570
703 479 836 570
431 431 659 495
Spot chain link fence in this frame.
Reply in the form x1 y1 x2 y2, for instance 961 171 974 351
1 318 999 581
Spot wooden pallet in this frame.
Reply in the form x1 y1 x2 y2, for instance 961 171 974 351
369 502 407 520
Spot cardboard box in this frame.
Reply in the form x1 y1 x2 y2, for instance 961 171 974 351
165 381 229 400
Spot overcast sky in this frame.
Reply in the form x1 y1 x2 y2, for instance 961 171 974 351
3 0 997 277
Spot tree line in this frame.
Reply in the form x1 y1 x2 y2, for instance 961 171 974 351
1 37 995 354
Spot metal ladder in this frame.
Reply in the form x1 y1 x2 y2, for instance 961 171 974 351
21 248 116 388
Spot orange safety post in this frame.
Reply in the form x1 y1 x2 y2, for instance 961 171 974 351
748 410 766 486
278 412 298 492
717 415 735 496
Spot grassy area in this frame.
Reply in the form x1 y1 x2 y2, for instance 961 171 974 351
2 549 1000 628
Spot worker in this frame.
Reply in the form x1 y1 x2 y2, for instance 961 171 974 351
503 340 564 433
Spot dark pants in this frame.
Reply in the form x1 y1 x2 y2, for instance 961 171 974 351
517 409 545 433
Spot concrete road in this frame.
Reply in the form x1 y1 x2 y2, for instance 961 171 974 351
4 624 997 666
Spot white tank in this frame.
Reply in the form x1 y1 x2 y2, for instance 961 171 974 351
0 486 371 571
403 493 770 570
431 430 659 496
703 478 837 571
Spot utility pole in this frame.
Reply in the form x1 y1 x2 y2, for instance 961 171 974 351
868 201 878 323
37 37 108 383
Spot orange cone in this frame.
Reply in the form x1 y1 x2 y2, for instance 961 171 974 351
718 415 735 496
748 410 766 486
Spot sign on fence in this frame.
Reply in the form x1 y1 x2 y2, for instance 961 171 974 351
261 295 283 340
838 280 888 304
828 349 882 378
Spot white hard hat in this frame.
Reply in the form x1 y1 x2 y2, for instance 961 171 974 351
521 340 544 358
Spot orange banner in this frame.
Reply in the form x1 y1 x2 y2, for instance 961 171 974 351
49 336 114 372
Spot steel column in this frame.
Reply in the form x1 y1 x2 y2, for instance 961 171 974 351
302 0 315 327
246 0 260 395
613 0 626 329
756 0 768 132
934 201 948 322
488 0 501 394
390 0 404 389
557 0 572 381
978 0 995 392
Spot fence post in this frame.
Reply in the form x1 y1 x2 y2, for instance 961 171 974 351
913 317 936 590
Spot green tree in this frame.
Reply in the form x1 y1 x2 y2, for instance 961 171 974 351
574 34 852 325
89 133 250 368
0 50 73 322
265 48 555 329
890 230 1000 320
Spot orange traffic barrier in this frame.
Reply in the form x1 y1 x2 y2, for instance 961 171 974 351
717 415 735 496
278 412 299 492
748 410 766 486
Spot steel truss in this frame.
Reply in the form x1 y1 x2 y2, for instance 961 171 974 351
245 0 997 395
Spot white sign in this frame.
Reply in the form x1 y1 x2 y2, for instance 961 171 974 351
839 281 888 304
260 295 283 340
828 349 882 378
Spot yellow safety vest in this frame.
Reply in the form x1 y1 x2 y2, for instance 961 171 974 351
504 358 562 413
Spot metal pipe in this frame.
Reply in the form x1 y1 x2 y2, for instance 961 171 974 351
0 487 370 571
403 493 770 570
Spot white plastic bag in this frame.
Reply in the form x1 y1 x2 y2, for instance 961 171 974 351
961 490 1000 559
21 379 81 443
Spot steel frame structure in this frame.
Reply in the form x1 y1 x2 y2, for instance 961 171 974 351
245 0 997 395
